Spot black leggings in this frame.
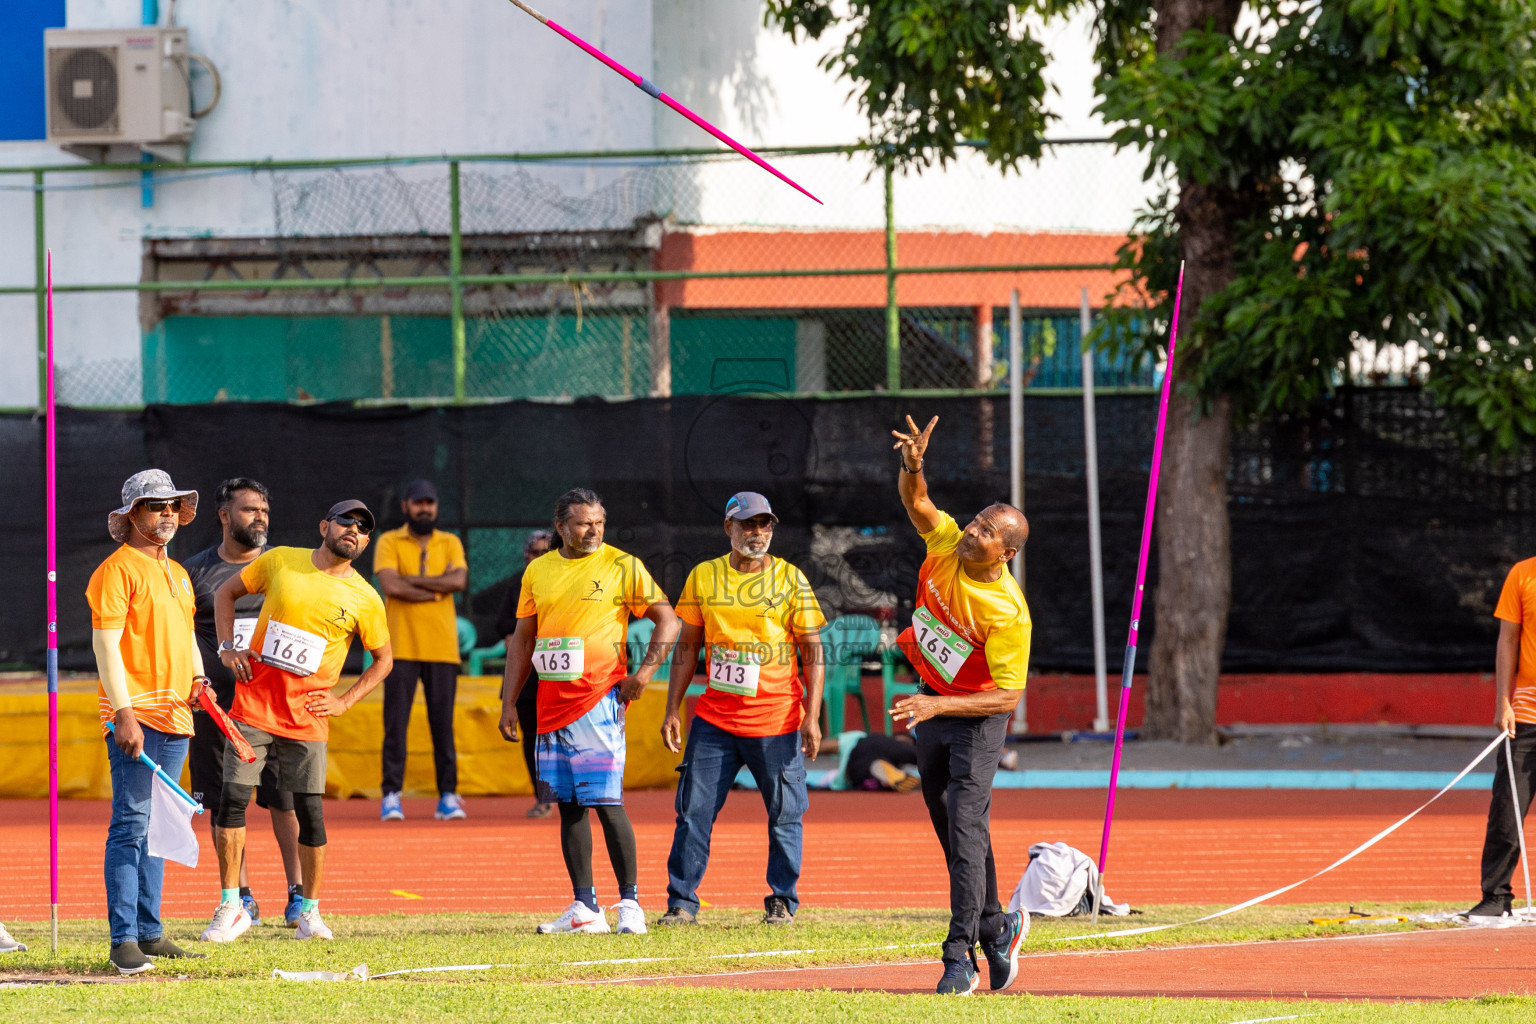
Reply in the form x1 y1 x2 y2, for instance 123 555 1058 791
218 784 327 847
558 802 637 889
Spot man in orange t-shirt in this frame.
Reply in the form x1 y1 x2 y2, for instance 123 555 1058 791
659 492 825 927
1466 556 1536 918
200 499 392 945
889 415 1032 996
86 469 207 975
498 487 677 936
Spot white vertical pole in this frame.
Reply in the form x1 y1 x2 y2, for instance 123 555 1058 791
1009 289 1026 735
1082 287 1109 732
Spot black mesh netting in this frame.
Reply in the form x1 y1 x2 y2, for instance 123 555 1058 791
3 388 1531 673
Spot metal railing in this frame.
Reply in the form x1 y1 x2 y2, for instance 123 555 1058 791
3 140 1136 407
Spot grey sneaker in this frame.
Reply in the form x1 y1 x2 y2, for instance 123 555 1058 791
0 922 25 954
762 896 794 925
657 906 697 927
110 941 154 976
139 936 207 959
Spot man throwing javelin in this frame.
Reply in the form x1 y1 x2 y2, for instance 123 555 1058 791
499 488 677 935
201 500 391 943
889 415 1030 995
660 491 825 927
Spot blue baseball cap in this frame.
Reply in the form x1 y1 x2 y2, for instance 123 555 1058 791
724 491 777 522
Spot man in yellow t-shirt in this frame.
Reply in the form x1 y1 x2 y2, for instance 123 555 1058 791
373 479 468 823
889 415 1031 996
86 469 208 975
659 492 825 928
1466 556 1536 918
498 487 677 936
201 499 392 945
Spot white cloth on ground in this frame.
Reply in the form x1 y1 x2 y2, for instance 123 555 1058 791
1008 841 1130 917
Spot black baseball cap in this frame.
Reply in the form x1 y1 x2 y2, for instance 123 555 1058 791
325 499 375 532
402 479 438 502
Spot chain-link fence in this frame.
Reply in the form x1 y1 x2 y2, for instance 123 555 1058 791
9 142 1166 407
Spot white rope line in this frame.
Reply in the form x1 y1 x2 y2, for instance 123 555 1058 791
1050 731 1507 942
367 942 932 978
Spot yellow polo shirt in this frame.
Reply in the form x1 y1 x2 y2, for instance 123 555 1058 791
373 525 466 664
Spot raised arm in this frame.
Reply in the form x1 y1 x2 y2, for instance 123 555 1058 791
891 414 943 534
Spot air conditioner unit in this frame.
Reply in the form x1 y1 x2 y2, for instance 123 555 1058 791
45 27 196 162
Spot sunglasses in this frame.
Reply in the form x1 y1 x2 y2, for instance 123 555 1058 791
142 499 183 513
330 514 373 535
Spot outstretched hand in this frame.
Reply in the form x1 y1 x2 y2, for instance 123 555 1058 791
891 415 938 471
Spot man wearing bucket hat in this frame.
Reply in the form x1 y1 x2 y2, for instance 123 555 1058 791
86 469 210 975
201 499 392 943
659 492 825 927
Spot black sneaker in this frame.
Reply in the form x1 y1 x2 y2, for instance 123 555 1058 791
109 941 154 976
1464 895 1513 918
935 956 979 996
139 936 207 960
656 906 697 927
979 909 1027 990
762 896 794 925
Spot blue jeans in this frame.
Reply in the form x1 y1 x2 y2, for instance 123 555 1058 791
104 727 189 946
666 716 808 914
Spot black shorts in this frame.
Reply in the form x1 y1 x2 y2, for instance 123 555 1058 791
189 710 293 818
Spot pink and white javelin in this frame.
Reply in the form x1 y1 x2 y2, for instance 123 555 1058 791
506 0 822 204
1092 259 1185 922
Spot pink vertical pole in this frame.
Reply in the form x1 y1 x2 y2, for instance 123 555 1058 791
46 250 60 951
1091 260 1184 922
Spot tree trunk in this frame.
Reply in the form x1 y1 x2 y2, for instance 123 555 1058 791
1140 0 1246 744
1144 393 1232 743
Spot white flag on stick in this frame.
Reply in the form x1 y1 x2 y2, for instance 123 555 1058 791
148 773 200 868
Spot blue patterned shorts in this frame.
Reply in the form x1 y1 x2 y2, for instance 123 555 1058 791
535 688 627 806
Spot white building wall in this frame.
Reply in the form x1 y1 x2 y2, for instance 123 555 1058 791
0 0 1150 408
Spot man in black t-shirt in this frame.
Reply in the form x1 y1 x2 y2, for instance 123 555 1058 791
494 529 555 818
182 478 303 927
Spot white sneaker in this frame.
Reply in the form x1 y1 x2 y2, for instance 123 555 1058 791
434 793 467 821
199 901 252 943
0 921 25 954
536 901 610 934
294 909 334 940
613 899 647 934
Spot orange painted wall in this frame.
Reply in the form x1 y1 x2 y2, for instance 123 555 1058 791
656 229 1131 310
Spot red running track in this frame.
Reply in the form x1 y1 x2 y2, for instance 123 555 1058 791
0 787 1501 922
609 928 1536 1000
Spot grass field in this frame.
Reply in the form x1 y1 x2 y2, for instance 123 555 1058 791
4 904 1533 1021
